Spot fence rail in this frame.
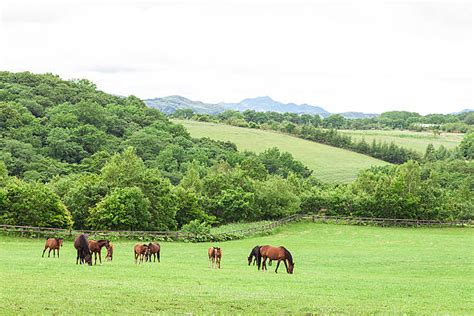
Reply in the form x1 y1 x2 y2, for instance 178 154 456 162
0 214 471 241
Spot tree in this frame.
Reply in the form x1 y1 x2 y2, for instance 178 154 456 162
101 147 145 188
88 187 151 230
0 179 73 228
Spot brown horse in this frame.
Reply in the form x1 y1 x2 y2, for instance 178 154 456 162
105 243 114 262
208 247 222 269
134 244 149 264
147 243 160 262
88 239 110 265
74 234 92 265
258 245 294 274
42 238 63 258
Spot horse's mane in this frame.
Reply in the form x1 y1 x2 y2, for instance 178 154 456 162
281 246 293 265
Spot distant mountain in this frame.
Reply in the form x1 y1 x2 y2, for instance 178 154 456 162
451 109 473 115
218 96 330 117
145 95 225 114
143 95 376 118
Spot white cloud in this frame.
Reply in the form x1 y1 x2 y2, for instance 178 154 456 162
0 0 472 114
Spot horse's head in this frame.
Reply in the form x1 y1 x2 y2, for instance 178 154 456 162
287 262 295 274
58 238 64 247
85 253 92 266
247 255 253 266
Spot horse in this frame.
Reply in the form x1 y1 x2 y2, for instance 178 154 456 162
208 247 222 269
105 243 114 262
88 239 110 265
42 237 63 258
147 243 160 262
134 244 149 264
74 234 92 266
257 245 294 274
247 245 272 268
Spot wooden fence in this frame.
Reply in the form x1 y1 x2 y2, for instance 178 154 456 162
0 214 471 241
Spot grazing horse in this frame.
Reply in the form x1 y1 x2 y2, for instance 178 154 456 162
74 234 92 266
42 238 63 258
247 245 272 268
258 245 294 274
134 244 149 264
147 243 160 262
208 247 222 269
88 239 110 265
105 243 114 262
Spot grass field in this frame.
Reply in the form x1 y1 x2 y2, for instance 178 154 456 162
1 222 472 314
339 129 464 152
175 120 389 183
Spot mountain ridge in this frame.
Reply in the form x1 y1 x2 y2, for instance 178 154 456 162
144 95 378 119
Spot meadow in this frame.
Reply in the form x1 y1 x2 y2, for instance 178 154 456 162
339 129 464 152
176 120 389 183
0 222 472 314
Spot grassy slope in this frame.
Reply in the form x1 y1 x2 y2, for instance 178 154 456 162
175 120 389 183
1 223 472 314
339 129 464 152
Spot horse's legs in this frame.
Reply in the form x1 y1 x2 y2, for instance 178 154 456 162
99 251 102 264
262 257 267 271
158 251 160 262
275 260 281 273
283 260 289 273
48 248 52 257
135 252 138 264
53 249 55 258
57 248 60 258
42 247 47 257
76 249 79 264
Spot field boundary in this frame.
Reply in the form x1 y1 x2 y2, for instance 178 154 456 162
0 214 471 241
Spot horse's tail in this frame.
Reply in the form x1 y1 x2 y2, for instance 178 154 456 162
281 246 293 265
157 249 160 262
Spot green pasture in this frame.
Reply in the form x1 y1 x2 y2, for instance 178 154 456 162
339 129 464 152
0 222 472 314
175 120 389 183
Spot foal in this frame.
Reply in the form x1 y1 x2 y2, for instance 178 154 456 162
134 244 149 264
147 242 160 262
105 243 114 262
88 239 110 265
42 238 63 258
208 247 222 269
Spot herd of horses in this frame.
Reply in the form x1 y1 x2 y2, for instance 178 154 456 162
42 235 295 274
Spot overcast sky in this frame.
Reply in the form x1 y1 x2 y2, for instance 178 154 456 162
1 0 472 114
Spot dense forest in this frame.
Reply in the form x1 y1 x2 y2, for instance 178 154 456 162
0 72 472 230
174 109 474 163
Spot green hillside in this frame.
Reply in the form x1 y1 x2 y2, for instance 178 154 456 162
339 129 464 152
175 120 390 183
1 222 471 314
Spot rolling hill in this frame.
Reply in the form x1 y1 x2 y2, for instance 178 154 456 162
175 120 390 183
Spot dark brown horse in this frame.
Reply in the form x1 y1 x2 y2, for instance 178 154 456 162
42 238 63 258
248 245 272 267
208 247 222 269
147 243 160 262
105 242 114 262
74 234 92 265
88 239 110 265
134 244 149 264
258 245 294 274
